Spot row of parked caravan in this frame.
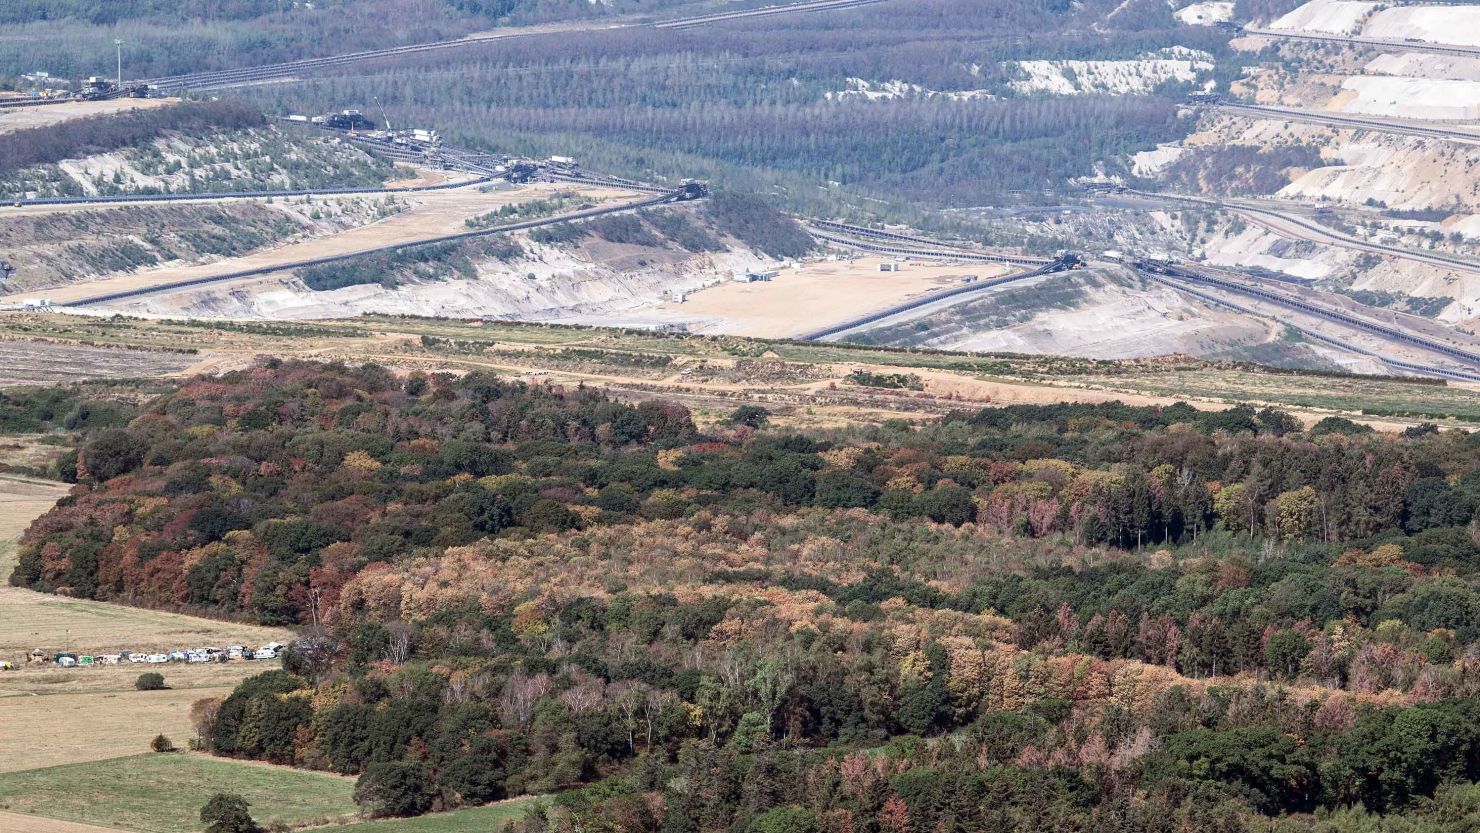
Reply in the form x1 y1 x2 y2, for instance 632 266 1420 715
18 642 285 669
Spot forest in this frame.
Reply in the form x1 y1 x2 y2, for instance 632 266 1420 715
12 360 1480 830
225 0 1237 210
0 0 695 79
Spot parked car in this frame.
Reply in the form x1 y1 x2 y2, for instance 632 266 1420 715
146 653 168 664
128 653 147 663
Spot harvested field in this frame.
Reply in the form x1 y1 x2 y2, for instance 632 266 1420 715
0 339 196 385
0 811 120 833
0 666 263 773
0 754 358 832
0 436 68 472
0 590 290 662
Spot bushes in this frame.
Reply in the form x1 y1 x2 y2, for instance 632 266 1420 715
529 222 589 245
588 214 660 247
136 672 167 691
79 428 146 482
642 209 724 252
298 241 474 292
200 792 260 833
354 761 435 818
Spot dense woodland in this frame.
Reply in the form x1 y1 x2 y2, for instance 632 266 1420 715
13 361 1480 830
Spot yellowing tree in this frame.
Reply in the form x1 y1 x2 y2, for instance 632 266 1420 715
1268 486 1319 541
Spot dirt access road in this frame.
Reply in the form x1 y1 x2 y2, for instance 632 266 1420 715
0 181 635 307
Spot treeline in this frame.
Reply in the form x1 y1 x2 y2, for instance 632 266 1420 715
0 385 131 435
12 363 1480 623
0 99 264 177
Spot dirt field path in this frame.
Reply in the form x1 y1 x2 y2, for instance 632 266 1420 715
0 809 122 833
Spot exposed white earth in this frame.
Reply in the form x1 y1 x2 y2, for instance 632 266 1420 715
1007 48 1214 96
1174 2 1233 27
1268 0 1377 34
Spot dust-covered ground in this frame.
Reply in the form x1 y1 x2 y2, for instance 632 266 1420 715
574 255 1013 339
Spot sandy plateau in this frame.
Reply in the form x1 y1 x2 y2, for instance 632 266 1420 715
582 257 1012 338
0 97 178 135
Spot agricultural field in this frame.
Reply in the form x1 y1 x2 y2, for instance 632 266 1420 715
0 754 357 832
0 474 293 778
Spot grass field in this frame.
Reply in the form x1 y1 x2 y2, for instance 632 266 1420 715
1075 368 1480 424
0 663 278 774
316 796 548 833
0 754 358 833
